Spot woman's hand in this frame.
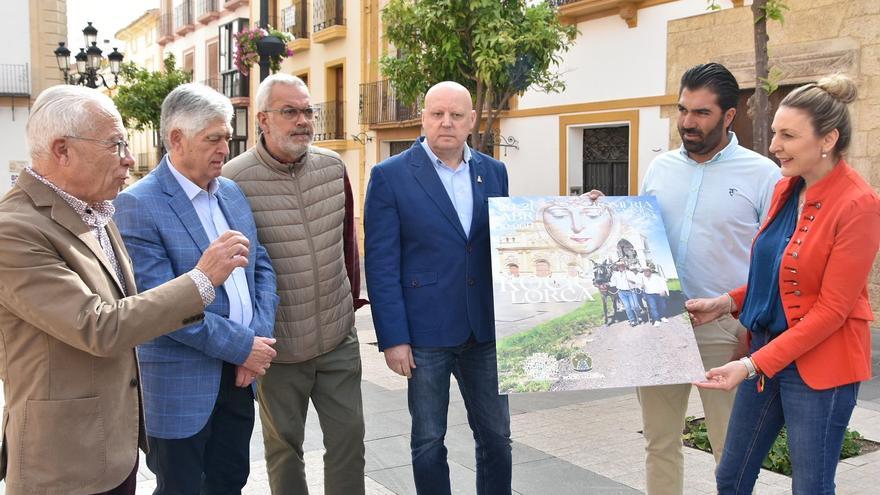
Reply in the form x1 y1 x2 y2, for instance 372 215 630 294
685 295 731 326
694 360 748 391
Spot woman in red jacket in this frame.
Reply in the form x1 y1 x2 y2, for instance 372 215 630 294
688 74 880 494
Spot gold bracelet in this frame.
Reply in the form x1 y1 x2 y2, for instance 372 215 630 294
726 293 735 314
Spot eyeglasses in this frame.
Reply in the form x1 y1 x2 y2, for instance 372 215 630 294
263 106 315 121
64 135 131 158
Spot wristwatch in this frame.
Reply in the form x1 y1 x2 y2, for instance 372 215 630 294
739 356 758 379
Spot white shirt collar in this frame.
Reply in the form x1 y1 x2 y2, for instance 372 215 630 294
166 155 219 200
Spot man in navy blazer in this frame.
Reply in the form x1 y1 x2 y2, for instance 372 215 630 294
114 84 280 494
364 81 512 494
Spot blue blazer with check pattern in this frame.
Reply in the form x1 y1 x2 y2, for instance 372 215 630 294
114 157 279 439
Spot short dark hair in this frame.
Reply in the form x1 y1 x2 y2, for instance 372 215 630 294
679 63 740 112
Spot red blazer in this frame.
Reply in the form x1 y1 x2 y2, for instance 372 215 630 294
730 160 880 390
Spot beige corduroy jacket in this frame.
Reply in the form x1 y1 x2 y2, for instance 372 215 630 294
0 172 205 494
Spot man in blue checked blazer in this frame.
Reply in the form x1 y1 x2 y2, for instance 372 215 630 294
114 84 279 494
364 81 512 495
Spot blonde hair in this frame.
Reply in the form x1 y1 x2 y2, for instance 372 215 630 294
780 74 857 155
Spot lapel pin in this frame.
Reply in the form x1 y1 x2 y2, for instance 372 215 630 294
477 175 483 183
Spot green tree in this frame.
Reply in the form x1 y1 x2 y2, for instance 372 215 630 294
707 0 787 157
113 55 191 150
380 0 577 153
750 0 788 157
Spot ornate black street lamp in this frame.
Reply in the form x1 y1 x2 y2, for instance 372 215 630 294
54 22 124 89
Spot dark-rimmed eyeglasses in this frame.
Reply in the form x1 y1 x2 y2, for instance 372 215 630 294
64 135 131 158
263 106 315 121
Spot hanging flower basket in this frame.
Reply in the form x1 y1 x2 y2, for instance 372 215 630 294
233 26 294 77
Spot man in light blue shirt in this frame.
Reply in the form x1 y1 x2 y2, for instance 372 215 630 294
420 136 474 234
637 63 781 495
114 83 280 494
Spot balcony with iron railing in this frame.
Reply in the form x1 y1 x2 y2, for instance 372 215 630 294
359 80 508 127
221 70 248 99
313 101 345 142
223 0 248 10
0 64 30 97
312 0 345 43
201 76 221 92
134 151 158 175
174 0 195 36
158 13 175 44
282 0 309 44
196 0 220 24
359 80 419 127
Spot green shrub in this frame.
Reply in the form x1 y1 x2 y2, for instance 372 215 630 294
682 417 863 476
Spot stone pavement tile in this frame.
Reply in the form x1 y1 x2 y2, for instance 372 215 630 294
752 484 791 495
512 457 641 494
365 435 412 472
443 423 552 470
508 388 633 415
848 404 880 440
365 408 412 441
362 381 409 415
368 459 477 495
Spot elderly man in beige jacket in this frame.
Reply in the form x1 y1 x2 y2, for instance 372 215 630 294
0 85 251 495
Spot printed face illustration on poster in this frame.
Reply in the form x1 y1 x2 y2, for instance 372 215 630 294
539 199 613 255
489 196 705 394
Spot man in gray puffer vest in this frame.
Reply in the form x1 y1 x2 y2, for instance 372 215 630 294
223 74 367 494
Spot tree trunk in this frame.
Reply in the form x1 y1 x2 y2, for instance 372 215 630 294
472 80 486 153
752 0 771 157
479 86 495 153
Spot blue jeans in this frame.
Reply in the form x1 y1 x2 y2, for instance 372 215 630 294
408 339 512 495
645 293 666 321
618 289 639 323
716 363 859 494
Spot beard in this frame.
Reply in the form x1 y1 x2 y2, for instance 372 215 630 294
678 116 726 156
268 129 313 162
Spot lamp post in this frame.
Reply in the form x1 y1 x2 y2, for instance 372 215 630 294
54 22 124 89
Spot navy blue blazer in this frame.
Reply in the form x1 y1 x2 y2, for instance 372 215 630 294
113 158 279 439
364 139 509 350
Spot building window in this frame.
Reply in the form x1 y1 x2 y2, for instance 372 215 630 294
229 106 248 160
219 18 250 98
283 0 309 39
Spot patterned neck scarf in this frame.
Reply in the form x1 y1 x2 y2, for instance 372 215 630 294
25 167 127 295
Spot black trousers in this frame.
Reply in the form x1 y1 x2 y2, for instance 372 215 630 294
92 457 138 495
146 362 255 495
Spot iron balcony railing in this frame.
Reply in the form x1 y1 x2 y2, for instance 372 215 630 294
135 152 158 174
313 0 344 33
0 64 29 96
200 77 221 92
549 0 578 6
195 0 219 20
282 0 308 39
313 101 345 141
221 70 248 98
173 0 194 30
159 13 174 40
358 80 508 126
358 80 419 125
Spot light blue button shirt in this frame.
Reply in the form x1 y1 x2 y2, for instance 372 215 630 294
168 159 253 328
420 136 474 236
640 132 781 299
